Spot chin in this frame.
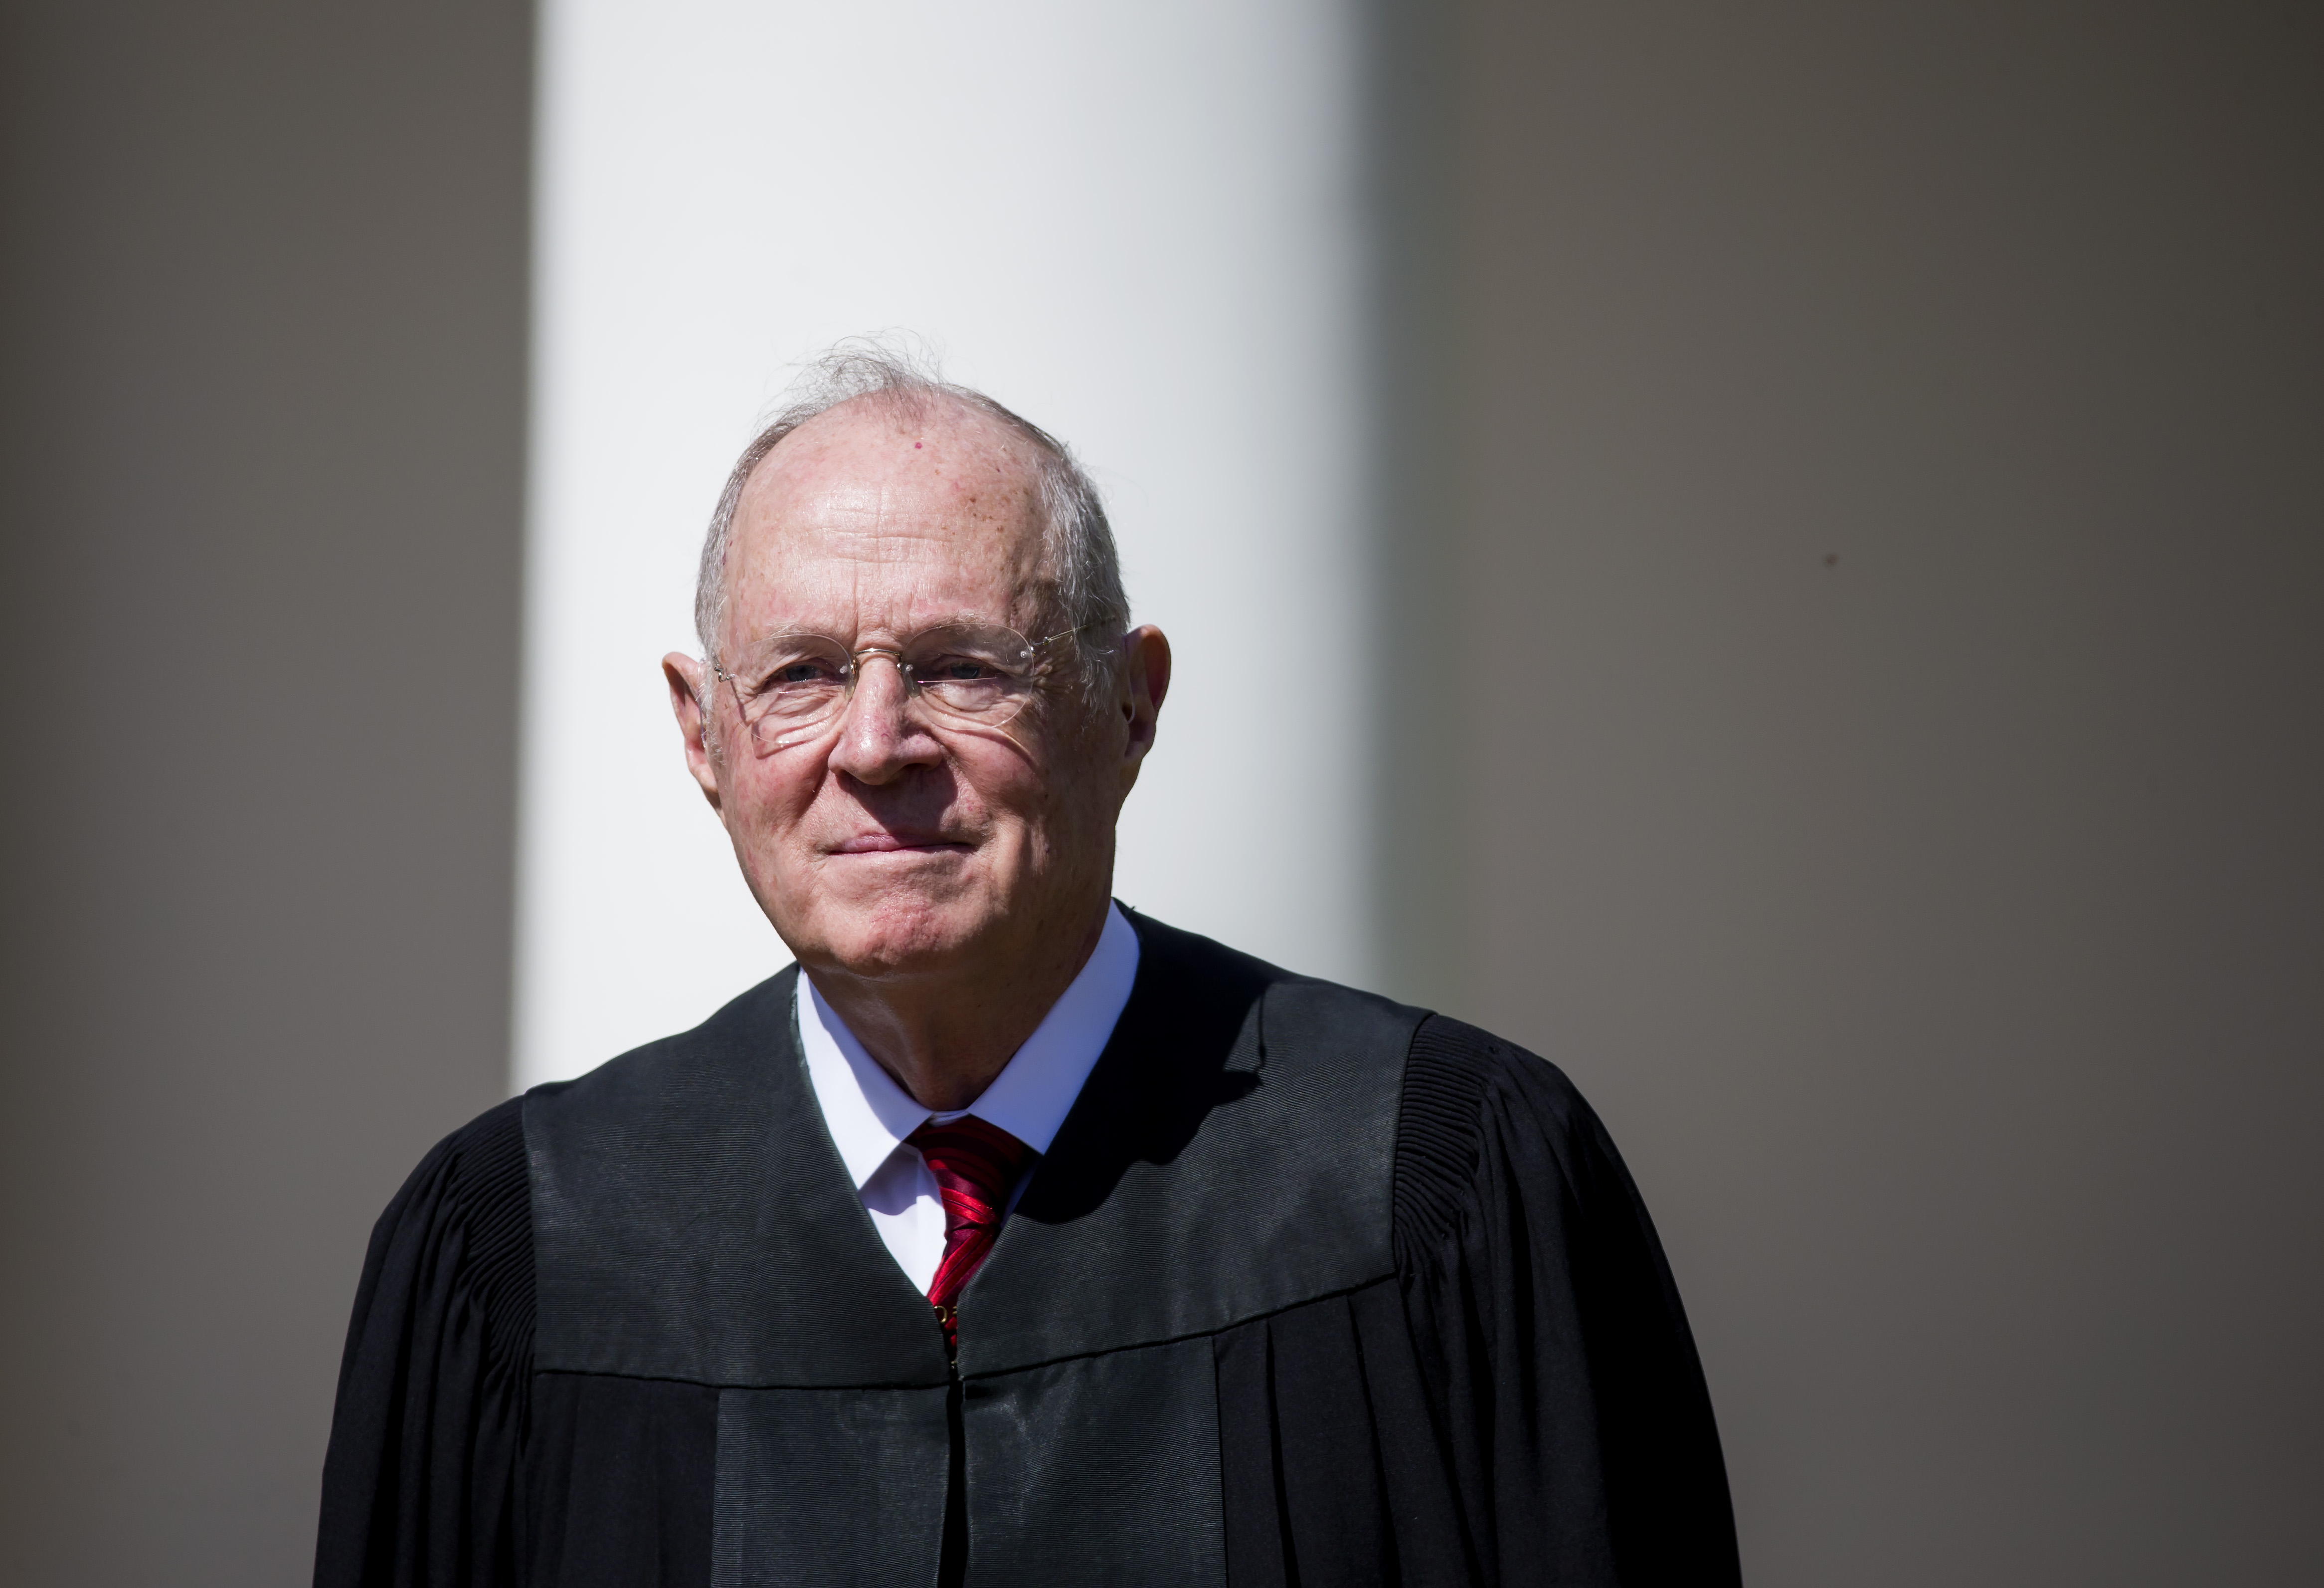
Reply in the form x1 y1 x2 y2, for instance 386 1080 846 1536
800 889 1003 982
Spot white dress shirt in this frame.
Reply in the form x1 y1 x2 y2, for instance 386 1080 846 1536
795 903 1141 1293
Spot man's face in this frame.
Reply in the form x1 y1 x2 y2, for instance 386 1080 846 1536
666 397 1160 985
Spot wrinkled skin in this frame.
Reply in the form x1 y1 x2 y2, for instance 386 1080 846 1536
663 395 1170 1109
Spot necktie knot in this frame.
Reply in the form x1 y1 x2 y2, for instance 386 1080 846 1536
907 1115 1034 1356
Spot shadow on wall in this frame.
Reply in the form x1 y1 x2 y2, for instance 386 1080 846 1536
1376 4 2324 1586
0 2 533 1584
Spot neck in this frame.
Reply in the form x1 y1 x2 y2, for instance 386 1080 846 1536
805 899 1112 1112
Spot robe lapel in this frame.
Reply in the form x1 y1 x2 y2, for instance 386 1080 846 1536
953 911 1413 1377
528 964 951 1388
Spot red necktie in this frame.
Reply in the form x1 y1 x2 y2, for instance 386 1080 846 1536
907 1115 1034 1358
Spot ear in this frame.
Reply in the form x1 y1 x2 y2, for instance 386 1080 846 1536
1116 625 1171 789
664 653 724 812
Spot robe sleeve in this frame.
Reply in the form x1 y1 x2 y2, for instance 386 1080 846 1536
314 1096 534 1588
1391 1016 1741 1587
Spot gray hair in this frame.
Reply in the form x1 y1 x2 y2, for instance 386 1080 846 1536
694 339 1130 698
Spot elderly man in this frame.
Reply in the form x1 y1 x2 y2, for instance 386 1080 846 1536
316 350 1740 1588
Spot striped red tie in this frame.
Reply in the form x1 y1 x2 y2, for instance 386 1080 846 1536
907 1115 1034 1358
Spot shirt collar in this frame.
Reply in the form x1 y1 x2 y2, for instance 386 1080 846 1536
796 902 1142 1190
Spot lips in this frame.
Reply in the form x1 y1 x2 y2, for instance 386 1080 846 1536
829 832 971 855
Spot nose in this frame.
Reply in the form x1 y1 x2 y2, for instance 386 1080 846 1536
824 653 942 784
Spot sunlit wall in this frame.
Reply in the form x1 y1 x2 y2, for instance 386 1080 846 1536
514 0 1374 1088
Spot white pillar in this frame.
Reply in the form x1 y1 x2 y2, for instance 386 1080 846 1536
516 0 1373 1088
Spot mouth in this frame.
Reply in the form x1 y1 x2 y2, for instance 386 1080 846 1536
827 833 974 856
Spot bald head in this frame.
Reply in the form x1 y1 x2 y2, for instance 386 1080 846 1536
693 343 1128 696
717 394 1057 671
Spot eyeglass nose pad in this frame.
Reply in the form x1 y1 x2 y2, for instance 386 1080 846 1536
841 650 920 727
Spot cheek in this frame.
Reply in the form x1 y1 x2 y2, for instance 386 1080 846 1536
949 749 1036 829
726 755 824 850
939 734 1080 847
981 741 1107 846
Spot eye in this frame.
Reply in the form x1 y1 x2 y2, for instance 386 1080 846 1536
756 656 846 692
920 655 1006 683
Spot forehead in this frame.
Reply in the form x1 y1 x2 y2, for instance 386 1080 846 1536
723 396 1049 641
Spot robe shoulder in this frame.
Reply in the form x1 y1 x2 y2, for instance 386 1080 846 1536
314 1096 534 1588
523 968 796 1116
1393 1013 1646 1262
1374 1013 1743 1587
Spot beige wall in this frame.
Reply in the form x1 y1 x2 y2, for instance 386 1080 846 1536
0 3 532 1583
1387 3 2324 1581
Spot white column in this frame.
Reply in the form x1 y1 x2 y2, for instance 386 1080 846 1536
516 0 1373 1088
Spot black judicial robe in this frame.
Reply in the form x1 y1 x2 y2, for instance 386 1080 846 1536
315 912 1740 1587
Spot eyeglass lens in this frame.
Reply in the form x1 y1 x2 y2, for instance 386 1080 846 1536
726 623 1044 753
